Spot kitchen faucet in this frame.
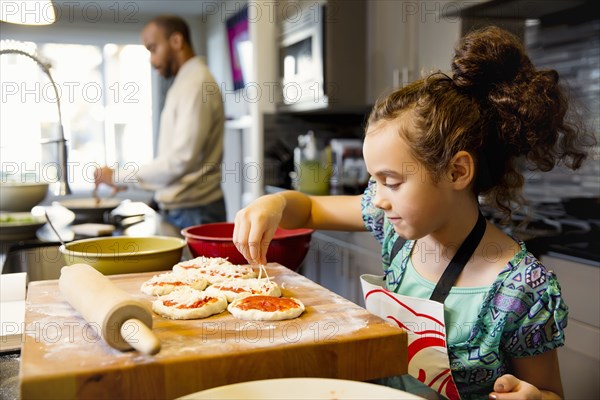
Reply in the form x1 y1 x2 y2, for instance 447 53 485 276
0 48 71 196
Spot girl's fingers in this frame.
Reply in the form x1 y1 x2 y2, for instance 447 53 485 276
233 217 253 264
259 226 278 265
247 222 266 265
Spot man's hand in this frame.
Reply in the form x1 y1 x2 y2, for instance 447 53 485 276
93 166 114 188
93 166 127 197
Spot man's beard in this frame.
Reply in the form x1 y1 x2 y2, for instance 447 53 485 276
162 64 174 79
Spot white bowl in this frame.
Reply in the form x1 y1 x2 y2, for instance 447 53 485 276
0 182 49 212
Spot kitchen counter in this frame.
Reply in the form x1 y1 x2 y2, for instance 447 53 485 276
0 200 448 400
1 201 189 279
525 229 600 267
0 202 187 399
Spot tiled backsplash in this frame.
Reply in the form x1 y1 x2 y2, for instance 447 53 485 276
524 19 600 202
263 111 369 188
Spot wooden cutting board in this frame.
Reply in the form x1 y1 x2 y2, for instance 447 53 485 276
20 263 407 399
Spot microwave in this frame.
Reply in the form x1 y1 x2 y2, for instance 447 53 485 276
277 0 367 112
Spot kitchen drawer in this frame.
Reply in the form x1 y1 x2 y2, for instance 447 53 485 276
541 255 600 327
542 254 600 399
299 231 382 305
558 319 600 399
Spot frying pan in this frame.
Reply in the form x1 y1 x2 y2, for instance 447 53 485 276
57 197 122 223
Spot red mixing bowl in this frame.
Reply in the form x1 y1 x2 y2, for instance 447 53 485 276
181 222 314 271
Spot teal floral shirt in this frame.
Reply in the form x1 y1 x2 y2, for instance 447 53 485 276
361 180 568 399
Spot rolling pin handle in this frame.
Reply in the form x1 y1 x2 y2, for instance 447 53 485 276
121 318 161 355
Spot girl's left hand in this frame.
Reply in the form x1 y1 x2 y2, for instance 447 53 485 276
489 374 542 400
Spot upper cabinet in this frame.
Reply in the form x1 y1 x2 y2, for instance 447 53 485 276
366 0 462 104
448 0 596 26
274 0 463 113
276 0 367 113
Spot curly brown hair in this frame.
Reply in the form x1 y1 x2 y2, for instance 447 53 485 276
367 26 590 222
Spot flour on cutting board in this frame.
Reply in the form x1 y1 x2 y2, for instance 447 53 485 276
23 266 375 364
27 302 77 318
26 313 155 366
156 309 369 357
25 298 156 366
26 312 368 361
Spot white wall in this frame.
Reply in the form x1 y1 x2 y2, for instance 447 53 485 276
0 5 205 53
205 0 277 206
204 0 249 119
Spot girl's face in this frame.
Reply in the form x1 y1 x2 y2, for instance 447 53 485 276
363 118 455 240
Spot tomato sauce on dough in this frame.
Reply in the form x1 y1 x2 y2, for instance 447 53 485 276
153 281 185 287
163 297 219 309
236 296 298 312
217 286 260 294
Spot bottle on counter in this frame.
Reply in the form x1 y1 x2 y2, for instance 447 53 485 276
292 131 330 195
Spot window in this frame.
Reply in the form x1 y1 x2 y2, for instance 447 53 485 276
0 40 153 192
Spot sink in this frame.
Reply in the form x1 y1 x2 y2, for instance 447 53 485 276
2 242 64 281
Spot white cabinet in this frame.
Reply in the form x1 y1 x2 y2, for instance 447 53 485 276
222 126 243 221
540 254 600 399
222 116 255 221
300 230 382 306
366 0 461 104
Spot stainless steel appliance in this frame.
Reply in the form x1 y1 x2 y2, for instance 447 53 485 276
329 139 368 194
277 0 367 112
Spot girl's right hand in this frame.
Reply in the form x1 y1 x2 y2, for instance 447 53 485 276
233 194 287 265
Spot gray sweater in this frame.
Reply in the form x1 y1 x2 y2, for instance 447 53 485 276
121 56 225 210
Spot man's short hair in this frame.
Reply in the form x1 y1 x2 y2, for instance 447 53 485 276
148 15 192 46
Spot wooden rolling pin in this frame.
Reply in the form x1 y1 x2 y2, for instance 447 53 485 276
58 263 160 355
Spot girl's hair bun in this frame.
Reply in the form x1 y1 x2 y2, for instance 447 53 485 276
451 26 533 95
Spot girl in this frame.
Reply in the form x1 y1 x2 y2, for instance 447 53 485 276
233 26 590 399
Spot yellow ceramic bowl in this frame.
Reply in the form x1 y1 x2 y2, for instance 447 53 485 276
60 236 186 275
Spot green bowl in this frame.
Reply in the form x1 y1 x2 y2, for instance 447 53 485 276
60 236 186 275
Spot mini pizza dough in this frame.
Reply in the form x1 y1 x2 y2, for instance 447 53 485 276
173 258 257 284
199 264 258 284
204 278 281 302
152 287 227 320
172 256 233 272
140 270 208 296
227 295 305 321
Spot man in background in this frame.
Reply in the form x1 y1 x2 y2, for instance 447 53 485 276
95 14 226 229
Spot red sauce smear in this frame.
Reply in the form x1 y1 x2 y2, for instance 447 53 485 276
152 281 185 287
236 296 297 312
163 297 218 309
205 272 243 278
216 286 261 294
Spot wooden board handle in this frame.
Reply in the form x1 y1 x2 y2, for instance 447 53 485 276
121 318 161 355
